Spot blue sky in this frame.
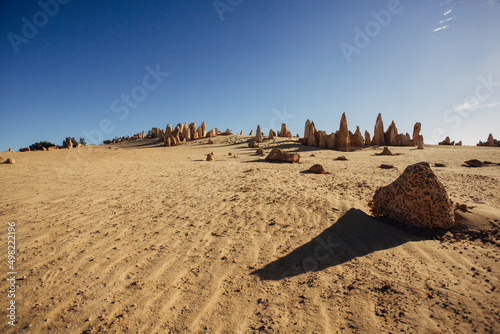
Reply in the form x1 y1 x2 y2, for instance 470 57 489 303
1 0 499 150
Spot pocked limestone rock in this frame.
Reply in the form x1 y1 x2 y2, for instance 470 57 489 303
200 121 207 138
305 164 328 174
412 122 423 147
438 136 452 145
255 125 263 142
64 138 72 149
364 131 371 146
318 131 328 148
373 113 385 146
384 121 398 146
379 147 394 156
304 119 311 140
306 121 317 147
189 122 197 140
279 123 292 138
336 112 350 150
351 126 364 146
371 162 455 229
265 148 300 163
248 140 260 148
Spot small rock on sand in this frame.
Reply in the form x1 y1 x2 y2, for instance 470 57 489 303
304 164 329 174
5 158 15 164
265 148 300 163
434 163 446 167
248 140 260 148
206 153 214 161
465 159 483 168
335 156 348 161
379 147 393 156
379 164 394 169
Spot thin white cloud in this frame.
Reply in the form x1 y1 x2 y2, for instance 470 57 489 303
439 16 455 24
433 25 450 32
485 0 500 9
444 9 453 15
454 98 500 112
481 102 500 108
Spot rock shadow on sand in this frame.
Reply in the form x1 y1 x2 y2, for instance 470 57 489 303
251 208 423 281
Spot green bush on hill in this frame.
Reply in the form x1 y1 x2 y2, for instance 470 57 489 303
29 141 56 151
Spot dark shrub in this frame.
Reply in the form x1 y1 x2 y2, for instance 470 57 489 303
29 141 56 151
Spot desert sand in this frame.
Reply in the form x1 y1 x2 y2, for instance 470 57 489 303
1 136 499 333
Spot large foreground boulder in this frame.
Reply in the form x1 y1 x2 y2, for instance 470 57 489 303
371 162 455 229
265 148 300 163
